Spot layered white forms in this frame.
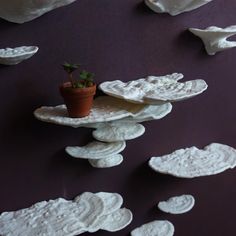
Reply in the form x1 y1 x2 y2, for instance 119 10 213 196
34 96 172 127
189 25 236 55
0 192 132 235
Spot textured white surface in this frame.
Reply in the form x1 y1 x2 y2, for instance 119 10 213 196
122 102 172 123
65 141 126 159
145 0 212 16
95 192 123 215
101 208 133 232
149 143 236 178
34 96 148 128
158 194 195 214
92 121 145 142
88 154 123 168
0 46 38 65
0 0 77 23
131 220 174 236
99 73 207 104
189 25 236 55
0 192 132 235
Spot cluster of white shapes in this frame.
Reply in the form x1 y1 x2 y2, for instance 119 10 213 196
144 0 213 16
99 73 208 104
66 141 126 168
189 25 236 55
0 192 132 236
0 46 38 65
149 143 236 178
131 220 174 236
34 96 172 128
0 0 77 23
158 194 195 214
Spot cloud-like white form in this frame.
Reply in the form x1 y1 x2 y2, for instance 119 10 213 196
131 220 174 236
189 25 236 55
158 194 195 214
0 46 38 65
145 0 212 16
149 143 236 178
0 192 132 236
0 0 77 23
99 73 207 104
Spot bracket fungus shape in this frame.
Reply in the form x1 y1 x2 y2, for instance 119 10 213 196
92 121 145 142
0 0 77 23
131 220 174 236
65 141 126 159
189 25 236 55
0 192 132 235
0 46 38 65
149 143 236 178
145 0 212 16
158 194 195 214
99 73 207 104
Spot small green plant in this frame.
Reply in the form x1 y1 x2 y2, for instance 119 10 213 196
62 62 95 88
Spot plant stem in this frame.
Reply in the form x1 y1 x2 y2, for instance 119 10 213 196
69 73 75 87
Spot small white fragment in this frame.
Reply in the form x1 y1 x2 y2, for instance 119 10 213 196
92 121 145 142
65 141 126 159
145 0 212 16
131 220 174 236
158 194 195 214
0 46 38 65
149 143 236 178
88 154 123 168
189 25 236 55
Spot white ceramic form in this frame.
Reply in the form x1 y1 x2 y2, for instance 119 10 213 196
34 96 150 128
0 0 77 23
65 141 126 159
0 191 132 235
88 154 124 168
145 0 212 16
122 102 172 123
158 194 195 214
0 46 38 65
99 73 207 104
131 220 174 236
189 25 236 55
149 143 236 178
92 121 145 142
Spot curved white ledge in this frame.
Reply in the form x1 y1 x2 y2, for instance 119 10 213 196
0 0 77 23
0 46 38 65
189 25 236 55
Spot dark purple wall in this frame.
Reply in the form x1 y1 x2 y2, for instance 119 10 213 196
0 0 236 235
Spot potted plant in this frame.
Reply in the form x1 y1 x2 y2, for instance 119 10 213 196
60 62 96 118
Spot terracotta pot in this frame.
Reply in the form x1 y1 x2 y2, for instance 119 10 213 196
59 82 96 118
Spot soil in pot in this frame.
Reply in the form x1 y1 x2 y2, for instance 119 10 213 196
60 82 96 118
